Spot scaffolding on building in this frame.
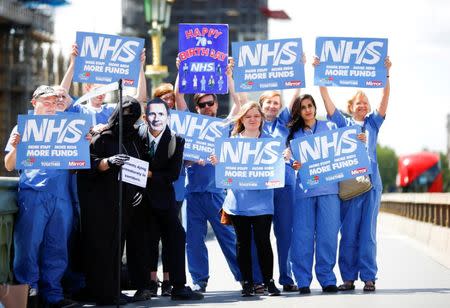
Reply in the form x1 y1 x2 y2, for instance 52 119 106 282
0 0 69 175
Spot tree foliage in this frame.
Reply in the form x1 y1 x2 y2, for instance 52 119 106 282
439 152 450 192
377 144 398 192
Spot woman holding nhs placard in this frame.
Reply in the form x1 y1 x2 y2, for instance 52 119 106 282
210 101 281 297
315 54 392 292
284 94 341 294
232 57 306 293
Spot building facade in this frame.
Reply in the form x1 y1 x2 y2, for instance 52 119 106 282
0 1 71 175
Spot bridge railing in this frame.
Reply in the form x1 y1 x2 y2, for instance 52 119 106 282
381 193 450 228
0 176 19 283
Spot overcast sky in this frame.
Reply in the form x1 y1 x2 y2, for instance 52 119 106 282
54 0 450 155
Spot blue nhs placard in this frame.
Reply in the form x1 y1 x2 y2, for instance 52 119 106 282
232 38 305 92
215 137 285 190
169 110 227 161
290 126 372 189
74 31 144 87
16 113 92 169
314 37 388 88
178 24 229 94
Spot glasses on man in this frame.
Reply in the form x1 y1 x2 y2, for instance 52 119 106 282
197 100 215 108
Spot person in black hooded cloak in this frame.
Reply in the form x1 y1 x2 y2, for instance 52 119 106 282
79 96 145 305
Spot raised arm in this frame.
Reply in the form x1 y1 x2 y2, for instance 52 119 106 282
60 44 78 92
319 86 336 116
174 57 189 111
4 134 20 172
377 57 392 117
286 53 306 112
134 49 147 103
287 88 301 113
227 57 242 118
314 56 336 116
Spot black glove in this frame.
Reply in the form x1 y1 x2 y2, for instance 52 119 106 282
107 154 129 168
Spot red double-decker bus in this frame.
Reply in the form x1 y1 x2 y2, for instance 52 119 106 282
397 152 443 192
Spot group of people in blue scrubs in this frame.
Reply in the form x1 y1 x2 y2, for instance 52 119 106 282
175 55 391 297
4 44 391 306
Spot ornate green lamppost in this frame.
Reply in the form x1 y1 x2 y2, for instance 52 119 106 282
144 0 175 95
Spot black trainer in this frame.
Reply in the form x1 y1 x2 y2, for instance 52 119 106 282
48 298 79 308
132 289 152 302
241 281 254 297
283 284 299 292
95 293 131 306
322 285 339 293
265 279 280 296
171 286 204 300
161 280 172 296
149 280 159 297
299 286 311 294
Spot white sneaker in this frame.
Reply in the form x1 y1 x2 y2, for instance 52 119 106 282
192 282 207 293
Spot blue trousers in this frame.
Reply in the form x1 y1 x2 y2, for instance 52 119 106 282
186 192 241 284
291 194 340 288
14 190 72 303
339 189 381 282
273 185 295 285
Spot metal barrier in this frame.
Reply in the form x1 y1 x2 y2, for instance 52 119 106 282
381 193 450 228
0 176 19 283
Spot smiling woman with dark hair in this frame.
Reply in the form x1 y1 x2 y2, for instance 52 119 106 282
285 94 341 294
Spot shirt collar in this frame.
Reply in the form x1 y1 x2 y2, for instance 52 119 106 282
148 129 164 148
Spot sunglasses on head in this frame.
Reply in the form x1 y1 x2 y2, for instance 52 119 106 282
197 100 215 108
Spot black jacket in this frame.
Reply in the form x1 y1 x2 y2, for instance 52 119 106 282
140 125 185 209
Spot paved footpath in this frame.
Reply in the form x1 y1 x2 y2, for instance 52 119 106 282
90 213 450 308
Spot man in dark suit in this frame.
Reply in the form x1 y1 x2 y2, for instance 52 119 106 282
126 98 203 302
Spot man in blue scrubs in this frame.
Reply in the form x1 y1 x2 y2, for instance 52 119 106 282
4 86 77 308
174 55 265 291
181 93 241 292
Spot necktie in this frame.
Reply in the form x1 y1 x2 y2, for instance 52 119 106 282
148 140 155 158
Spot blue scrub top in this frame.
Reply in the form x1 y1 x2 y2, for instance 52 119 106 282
67 103 114 125
292 120 339 198
262 108 295 186
223 188 274 216
173 167 186 201
328 110 384 192
186 163 224 194
222 132 274 216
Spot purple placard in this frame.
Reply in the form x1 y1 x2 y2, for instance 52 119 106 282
178 24 229 94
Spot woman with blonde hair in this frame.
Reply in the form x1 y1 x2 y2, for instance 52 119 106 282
316 56 392 292
234 88 299 292
154 83 176 109
211 101 280 297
